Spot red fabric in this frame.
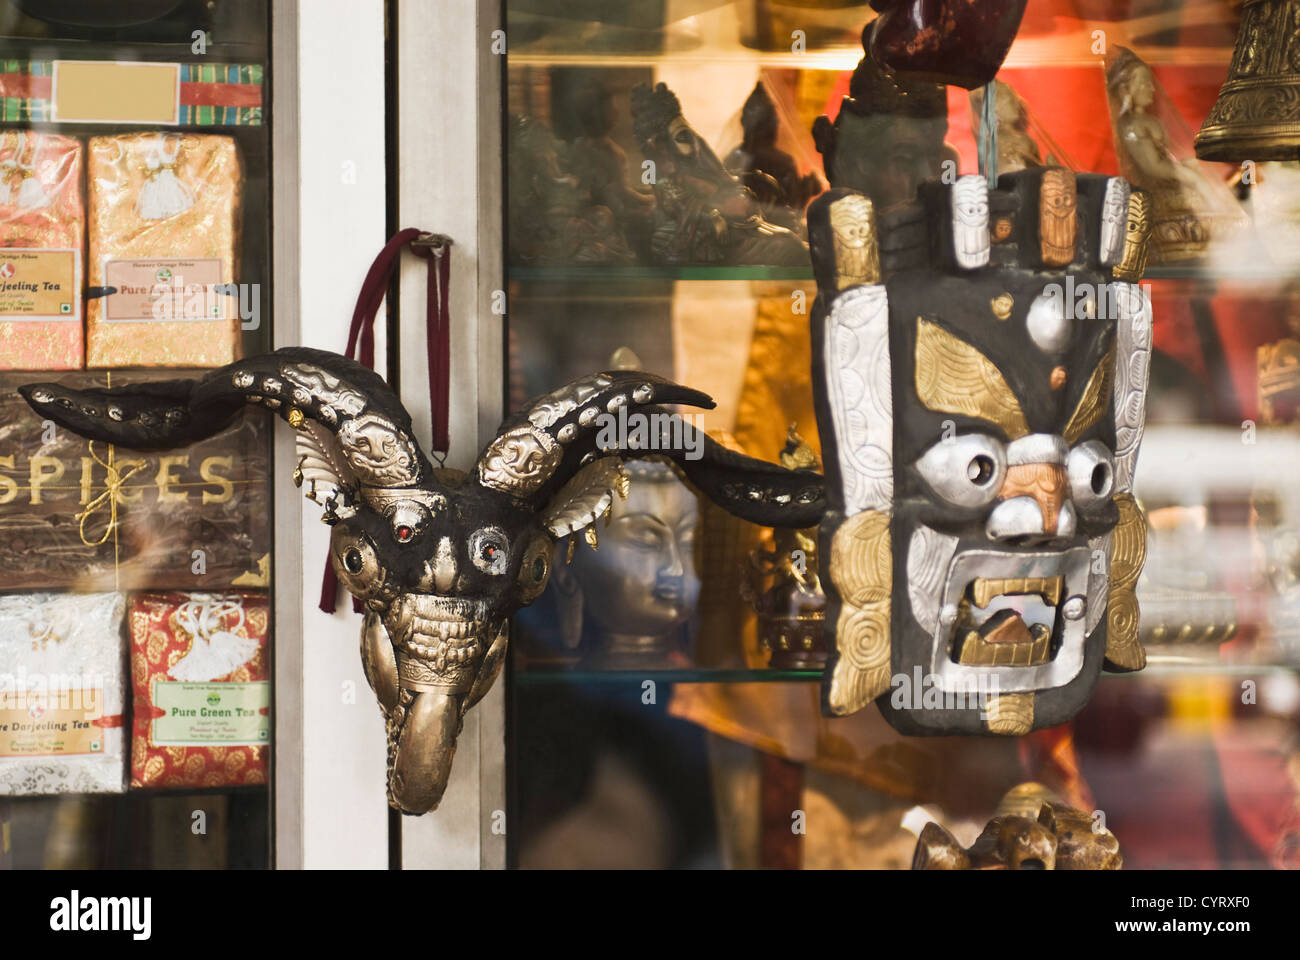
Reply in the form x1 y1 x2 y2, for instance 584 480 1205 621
178 81 263 108
0 74 262 109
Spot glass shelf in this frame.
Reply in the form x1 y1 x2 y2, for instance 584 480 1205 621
514 661 1299 685
510 265 814 283
510 264 1300 285
515 667 823 685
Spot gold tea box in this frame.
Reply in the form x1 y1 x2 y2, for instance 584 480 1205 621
87 132 242 368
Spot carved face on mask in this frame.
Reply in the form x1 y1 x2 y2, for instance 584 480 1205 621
830 193 881 288
808 170 1154 736
20 350 824 813
951 174 991 269
1039 167 1078 266
1116 190 1153 281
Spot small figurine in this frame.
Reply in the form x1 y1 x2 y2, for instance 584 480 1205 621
742 429 827 669
723 82 821 229
1106 47 1246 263
630 81 808 266
558 78 656 259
913 782 1122 869
507 114 634 266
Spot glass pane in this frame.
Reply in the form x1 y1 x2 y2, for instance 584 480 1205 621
504 0 1299 871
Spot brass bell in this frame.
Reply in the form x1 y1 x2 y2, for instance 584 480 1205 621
1195 0 1300 161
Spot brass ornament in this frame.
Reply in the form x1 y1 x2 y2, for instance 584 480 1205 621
1105 492 1148 671
914 318 1030 438
914 782 1123 869
1062 343 1116 444
1039 168 1078 267
984 691 1035 735
1258 337 1300 424
1113 190 1153 282
337 412 422 487
539 458 630 538
826 509 892 716
477 423 562 499
1050 365 1067 390
1195 0 1300 161
828 193 881 289
990 292 1014 320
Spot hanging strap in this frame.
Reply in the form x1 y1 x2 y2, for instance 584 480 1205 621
320 229 453 614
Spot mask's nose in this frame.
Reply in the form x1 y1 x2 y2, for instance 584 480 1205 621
986 462 1076 544
432 536 457 592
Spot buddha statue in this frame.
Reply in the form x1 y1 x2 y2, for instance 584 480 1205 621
550 457 702 668
1106 46 1245 263
723 82 822 230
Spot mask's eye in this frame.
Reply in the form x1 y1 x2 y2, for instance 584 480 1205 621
330 525 382 598
470 526 510 575
916 433 1007 507
388 501 430 544
1067 440 1115 510
516 535 551 604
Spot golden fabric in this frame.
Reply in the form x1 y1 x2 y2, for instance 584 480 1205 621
86 133 242 368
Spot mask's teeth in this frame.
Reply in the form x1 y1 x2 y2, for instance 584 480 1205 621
971 576 1064 608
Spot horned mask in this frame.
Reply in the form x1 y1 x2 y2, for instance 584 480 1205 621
21 348 823 813
808 168 1154 736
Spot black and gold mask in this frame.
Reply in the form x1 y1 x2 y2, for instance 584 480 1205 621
808 169 1154 735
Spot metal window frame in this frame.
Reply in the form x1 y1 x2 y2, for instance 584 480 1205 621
271 0 504 869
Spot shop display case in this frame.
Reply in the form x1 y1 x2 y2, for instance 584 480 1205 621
0 0 397 871
502 1 1300 869
0 0 275 868
3 0 1299 877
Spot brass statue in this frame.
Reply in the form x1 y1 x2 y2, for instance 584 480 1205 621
559 77 656 259
968 79 1048 174
913 782 1123 869
507 114 634 266
1106 46 1245 263
553 457 701 668
742 430 827 669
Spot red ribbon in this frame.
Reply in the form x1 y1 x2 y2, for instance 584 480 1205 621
92 713 126 728
320 229 452 614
